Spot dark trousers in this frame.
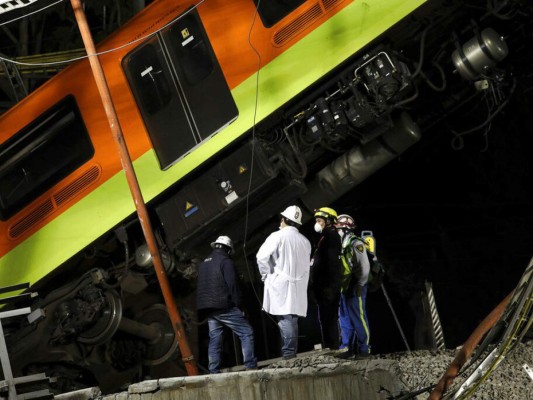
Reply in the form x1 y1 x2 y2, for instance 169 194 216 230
317 292 341 350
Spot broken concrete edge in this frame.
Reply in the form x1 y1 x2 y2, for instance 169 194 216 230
72 359 405 399
55 387 102 400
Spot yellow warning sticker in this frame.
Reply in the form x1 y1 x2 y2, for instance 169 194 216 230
181 28 190 39
184 201 198 218
239 165 247 174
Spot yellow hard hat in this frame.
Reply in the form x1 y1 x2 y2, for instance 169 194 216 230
314 207 338 222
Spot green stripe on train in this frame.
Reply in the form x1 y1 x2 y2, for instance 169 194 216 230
0 0 426 287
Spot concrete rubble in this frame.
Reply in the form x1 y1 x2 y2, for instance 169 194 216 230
55 340 532 400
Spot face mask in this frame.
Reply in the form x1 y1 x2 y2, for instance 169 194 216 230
314 222 323 233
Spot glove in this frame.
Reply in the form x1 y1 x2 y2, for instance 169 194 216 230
355 284 364 297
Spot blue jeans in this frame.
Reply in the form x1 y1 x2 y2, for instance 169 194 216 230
276 314 299 358
339 286 370 354
208 307 257 373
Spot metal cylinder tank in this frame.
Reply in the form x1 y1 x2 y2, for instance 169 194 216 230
300 112 421 210
451 28 508 80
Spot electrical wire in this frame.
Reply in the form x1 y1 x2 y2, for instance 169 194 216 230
451 78 516 150
0 0 205 67
240 0 299 334
419 62 447 92
0 0 66 27
241 0 270 319
410 26 429 79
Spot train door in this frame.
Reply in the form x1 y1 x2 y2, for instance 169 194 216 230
122 9 238 170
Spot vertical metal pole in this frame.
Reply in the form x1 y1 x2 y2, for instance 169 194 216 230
0 321 17 400
69 0 197 376
381 283 411 352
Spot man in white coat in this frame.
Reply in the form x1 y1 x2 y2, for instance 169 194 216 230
256 205 312 360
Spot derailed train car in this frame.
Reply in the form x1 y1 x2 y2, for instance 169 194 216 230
0 0 529 393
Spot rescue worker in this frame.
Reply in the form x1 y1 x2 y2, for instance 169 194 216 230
335 214 371 358
310 207 342 350
196 235 258 373
256 205 312 360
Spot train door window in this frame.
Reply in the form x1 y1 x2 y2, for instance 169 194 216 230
253 0 307 28
123 37 197 170
164 15 213 86
0 96 94 220
126 43 172 115
123 9 238 170
161 11 238 141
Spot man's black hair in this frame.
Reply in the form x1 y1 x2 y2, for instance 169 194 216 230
281 216 299 228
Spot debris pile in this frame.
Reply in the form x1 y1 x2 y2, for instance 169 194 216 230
378 339 533 399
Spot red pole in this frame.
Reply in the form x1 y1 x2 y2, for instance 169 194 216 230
69 0 198 376
428 291 513 399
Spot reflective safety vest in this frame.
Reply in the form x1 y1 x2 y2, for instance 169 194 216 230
339 233 367 292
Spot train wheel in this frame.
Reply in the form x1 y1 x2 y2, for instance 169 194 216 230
77 290 123 345
136 304 179 365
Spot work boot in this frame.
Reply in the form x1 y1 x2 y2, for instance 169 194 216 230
353 352 371 360
334 348 354 359
282 354 296 360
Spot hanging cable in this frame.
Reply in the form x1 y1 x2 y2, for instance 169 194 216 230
0 0 66 27
241 0 269 316
0 0 205 67
451 78 516 150
419 62 446 92
410 26 429 79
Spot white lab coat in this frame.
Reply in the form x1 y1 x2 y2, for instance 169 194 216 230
256 226 312 317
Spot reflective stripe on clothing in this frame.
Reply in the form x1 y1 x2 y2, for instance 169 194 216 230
339 287 370 354
340 233 370 292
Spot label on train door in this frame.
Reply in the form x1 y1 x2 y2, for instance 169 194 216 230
160 10 239 141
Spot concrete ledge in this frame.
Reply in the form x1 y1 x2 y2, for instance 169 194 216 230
84 359 405 400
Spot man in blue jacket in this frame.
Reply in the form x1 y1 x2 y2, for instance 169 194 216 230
196 235 257 373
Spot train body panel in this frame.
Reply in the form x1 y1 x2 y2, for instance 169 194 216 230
0 0 425 288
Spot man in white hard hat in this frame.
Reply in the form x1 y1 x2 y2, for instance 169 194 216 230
256 205 312 360
197 235 257 373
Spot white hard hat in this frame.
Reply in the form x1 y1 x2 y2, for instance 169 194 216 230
280 205 303 225
210 235 234 251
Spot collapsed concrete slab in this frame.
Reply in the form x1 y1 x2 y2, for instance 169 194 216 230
58 357 404 400
147 360 401 400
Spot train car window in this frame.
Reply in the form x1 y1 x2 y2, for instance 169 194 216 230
0 96 94 220
253 0 307 28
125 43 172 115
166 15 213 85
